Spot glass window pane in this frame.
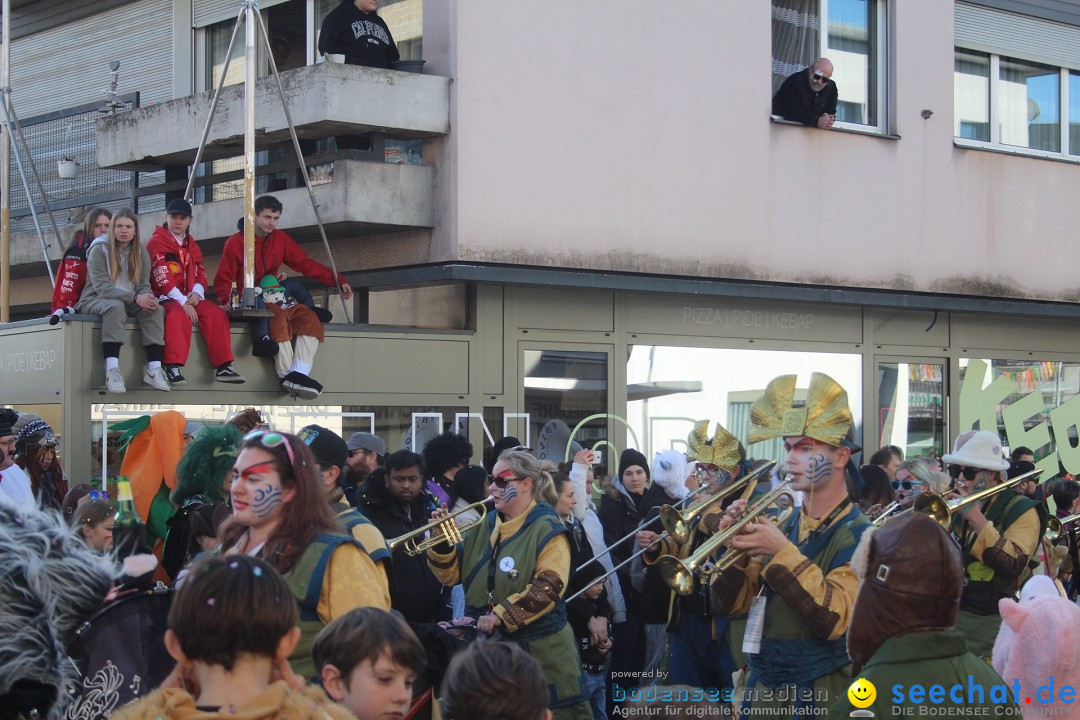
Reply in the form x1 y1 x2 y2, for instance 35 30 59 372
625 347 862 466
207 19 246 89
877 362 945 460
523 350 608 464
827 0 876 126
957 359 1080 491
771 0 820 96
1070 71 1080 155
999 56 1060 152
954 48 990 141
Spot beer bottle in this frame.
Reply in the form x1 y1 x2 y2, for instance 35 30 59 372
229 281 241 310
113 477 146 559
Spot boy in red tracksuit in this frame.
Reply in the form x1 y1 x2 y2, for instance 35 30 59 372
147 199 244 385
213 195 351 357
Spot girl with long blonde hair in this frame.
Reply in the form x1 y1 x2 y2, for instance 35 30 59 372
76 208 169 393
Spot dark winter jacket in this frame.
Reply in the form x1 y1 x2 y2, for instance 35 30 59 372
568 590 612 674
355 472 447 623
318 3 399 69
772 68 839 126
597 478 673 611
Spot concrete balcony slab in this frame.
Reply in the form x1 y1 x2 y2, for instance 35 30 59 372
96 63 450 170
8 160 433 275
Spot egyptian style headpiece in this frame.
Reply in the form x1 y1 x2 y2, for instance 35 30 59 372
686 420 741 471
748 373 855 448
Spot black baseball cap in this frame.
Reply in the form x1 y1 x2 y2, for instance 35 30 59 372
298 425 348 470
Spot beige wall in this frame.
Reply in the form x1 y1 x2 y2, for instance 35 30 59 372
429 0 1080 303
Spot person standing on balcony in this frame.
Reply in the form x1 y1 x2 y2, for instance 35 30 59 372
148 199 244 386
213 195 351 357
772 58 838 129
76 208 170 394
319 0 400 70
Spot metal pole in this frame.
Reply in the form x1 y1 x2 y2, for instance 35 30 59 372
182 5 245 202
255 11 351 322
0 93 54 284
8 101 61 273
1 0 10 322
242 0 256 301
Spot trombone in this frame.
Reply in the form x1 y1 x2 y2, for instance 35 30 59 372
659 480 795 596
660 460 777 543
387 497 493 556
912 467 1043 528
565 461 777 602
1045 512 1080 543
870 499 903 526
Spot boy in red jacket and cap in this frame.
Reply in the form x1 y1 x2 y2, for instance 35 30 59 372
148 199 244 385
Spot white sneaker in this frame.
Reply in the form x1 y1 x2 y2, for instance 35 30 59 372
143 365 171 391
105 367 126 394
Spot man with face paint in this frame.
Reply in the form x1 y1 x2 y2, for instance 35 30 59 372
710 373 870 717
642 420 751 692
0 409 34 508
943 430 1046 659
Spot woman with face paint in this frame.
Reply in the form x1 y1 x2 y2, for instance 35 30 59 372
217 429 381 680
427 449 593 720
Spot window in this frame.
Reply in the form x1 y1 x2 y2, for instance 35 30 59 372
954 48 1080 159
771 0 888 131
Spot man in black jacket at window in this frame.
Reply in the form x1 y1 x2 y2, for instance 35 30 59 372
772 58 838 129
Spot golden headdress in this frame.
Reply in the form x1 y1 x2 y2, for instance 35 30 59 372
747 373 854 448
686 420 741 471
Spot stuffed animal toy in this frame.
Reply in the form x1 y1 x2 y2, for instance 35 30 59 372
256 274 325 399
992 576 1080 719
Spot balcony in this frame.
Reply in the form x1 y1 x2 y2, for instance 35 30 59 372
96 63 450 170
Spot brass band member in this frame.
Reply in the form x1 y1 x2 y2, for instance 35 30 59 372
944 430 1046 658
711 373 870 717
427 449 593 720
643 421 747 691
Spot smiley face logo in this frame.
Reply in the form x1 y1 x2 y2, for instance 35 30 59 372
848 678 876 709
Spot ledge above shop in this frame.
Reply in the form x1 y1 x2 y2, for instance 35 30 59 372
96 63 451 170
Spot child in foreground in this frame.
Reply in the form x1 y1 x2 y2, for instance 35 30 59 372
440 640 552 720
312 607 427 720
108 555 351 720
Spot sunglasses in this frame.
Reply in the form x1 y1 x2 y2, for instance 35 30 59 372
812 72 830 82
489 473 524 490
890 479 925 491
244 429 296 467
87 489 110 500
947 465 981 481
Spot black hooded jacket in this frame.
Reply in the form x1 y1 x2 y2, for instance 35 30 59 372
356 471 448 624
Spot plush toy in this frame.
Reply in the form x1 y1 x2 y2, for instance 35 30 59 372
992 576 1080 719
256 274 325 399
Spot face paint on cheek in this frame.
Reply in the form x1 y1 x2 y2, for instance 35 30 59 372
807 454 832 484
499 484 519 503
251 483 284 517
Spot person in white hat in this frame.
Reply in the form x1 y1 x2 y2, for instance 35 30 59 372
942 429 1047 659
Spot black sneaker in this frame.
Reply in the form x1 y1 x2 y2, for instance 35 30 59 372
215 364 245 384
283 372 323 400
164 365 187 386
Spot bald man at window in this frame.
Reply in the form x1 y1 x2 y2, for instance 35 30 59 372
773 58 838 129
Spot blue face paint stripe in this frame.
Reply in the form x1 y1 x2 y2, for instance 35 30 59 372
251 482 284 518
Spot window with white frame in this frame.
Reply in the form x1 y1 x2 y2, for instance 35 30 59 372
954 47 1080 158
771 0 888 130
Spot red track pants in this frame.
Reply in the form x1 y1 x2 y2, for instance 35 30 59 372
162 299 234 367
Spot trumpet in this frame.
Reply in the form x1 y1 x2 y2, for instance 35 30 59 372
1045 512 1080 543
659 480 795 596
913 468 1043 528
387 497 493 556
660 460 777 544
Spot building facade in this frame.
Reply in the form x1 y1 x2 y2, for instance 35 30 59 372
2 0 1079 487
